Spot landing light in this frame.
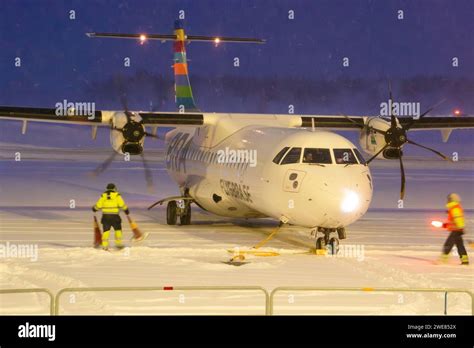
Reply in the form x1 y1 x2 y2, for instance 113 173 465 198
341 191 359 213
214 37 221 44
139 34 147 43
453 109 461 116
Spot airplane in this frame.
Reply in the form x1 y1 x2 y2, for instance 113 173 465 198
1 20 474 253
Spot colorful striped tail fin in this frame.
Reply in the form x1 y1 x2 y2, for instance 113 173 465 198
173 20 199 112
86 21 263 113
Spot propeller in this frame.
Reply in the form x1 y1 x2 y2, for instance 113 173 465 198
90 78 160 192
141 153 154 192
365 143 389 165
90 151 117 176
114 88 160 139
366 81 450 200
403 98 446 131
341 114 387 135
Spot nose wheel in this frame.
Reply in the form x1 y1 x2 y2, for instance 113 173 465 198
315 236 326 250
328 237 339 255
314 228 344 255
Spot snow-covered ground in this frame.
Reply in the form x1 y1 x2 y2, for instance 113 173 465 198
0 145 473 315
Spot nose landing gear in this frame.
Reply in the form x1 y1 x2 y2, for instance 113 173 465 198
314 227 345 255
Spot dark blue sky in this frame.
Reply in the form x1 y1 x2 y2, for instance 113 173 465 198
0 0 473 113
0 0 473 156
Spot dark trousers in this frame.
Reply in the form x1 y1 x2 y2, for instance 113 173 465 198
443 230 467 257
101 214 122 231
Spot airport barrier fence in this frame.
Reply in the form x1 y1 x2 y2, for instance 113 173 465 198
0 288 55 315
269 287 474 315
54 286 270 316
1 286 472 316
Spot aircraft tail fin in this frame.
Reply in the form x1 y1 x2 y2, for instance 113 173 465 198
173 20 199 113
86 21 264 113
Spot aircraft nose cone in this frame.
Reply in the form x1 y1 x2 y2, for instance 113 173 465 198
302 166 372 227
322 187 368 227
340 190 360 213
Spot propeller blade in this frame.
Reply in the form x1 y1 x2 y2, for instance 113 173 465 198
115 76 133 122
91 152 117 176
119 92 128 112
399 153 406 200
365 143 389 165
403 99 446 130
120 94 133 122
419 98 446 119
406 139 451 161
388 80 393 105
144 131 159 139
140 153 154 192
341 114 364 129
387 80 398 128
341 114 386 135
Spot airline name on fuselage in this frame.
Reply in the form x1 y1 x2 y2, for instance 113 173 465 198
220 179 253 203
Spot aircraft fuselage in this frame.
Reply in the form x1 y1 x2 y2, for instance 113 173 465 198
165 116 372 229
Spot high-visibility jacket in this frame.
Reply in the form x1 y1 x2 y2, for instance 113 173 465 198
93 191 128 214
446 201 465 231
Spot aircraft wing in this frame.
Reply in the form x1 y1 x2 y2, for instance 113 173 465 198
0 106 104 126
299 115 474 130
0 106 204 127
1 106 472 131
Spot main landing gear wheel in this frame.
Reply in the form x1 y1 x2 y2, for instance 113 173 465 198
180 203 191 225
166 201 177 225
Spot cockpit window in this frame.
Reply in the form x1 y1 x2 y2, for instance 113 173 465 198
281 147 302 164
303 148 332 164
353 148 366 165
333 148 358 164
272 147 290 164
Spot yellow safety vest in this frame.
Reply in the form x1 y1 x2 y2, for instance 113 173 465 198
446 201 465 231
94 191 128 214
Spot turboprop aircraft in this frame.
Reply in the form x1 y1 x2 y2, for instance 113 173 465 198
1 20 474 252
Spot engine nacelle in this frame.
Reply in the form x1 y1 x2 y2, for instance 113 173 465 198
109 112 145 155
359 117 400 160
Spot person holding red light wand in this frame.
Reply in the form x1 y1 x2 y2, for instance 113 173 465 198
435 193 469 265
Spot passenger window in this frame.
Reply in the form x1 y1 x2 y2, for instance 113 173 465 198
333 149 358 164
272 147 290 164
303 148 332 164
281 147 302 165
353 148 366 164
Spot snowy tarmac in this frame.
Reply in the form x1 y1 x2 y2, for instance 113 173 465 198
0 145 473 315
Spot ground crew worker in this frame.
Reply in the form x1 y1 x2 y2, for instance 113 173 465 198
441 193 469 265
92 183 130 250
